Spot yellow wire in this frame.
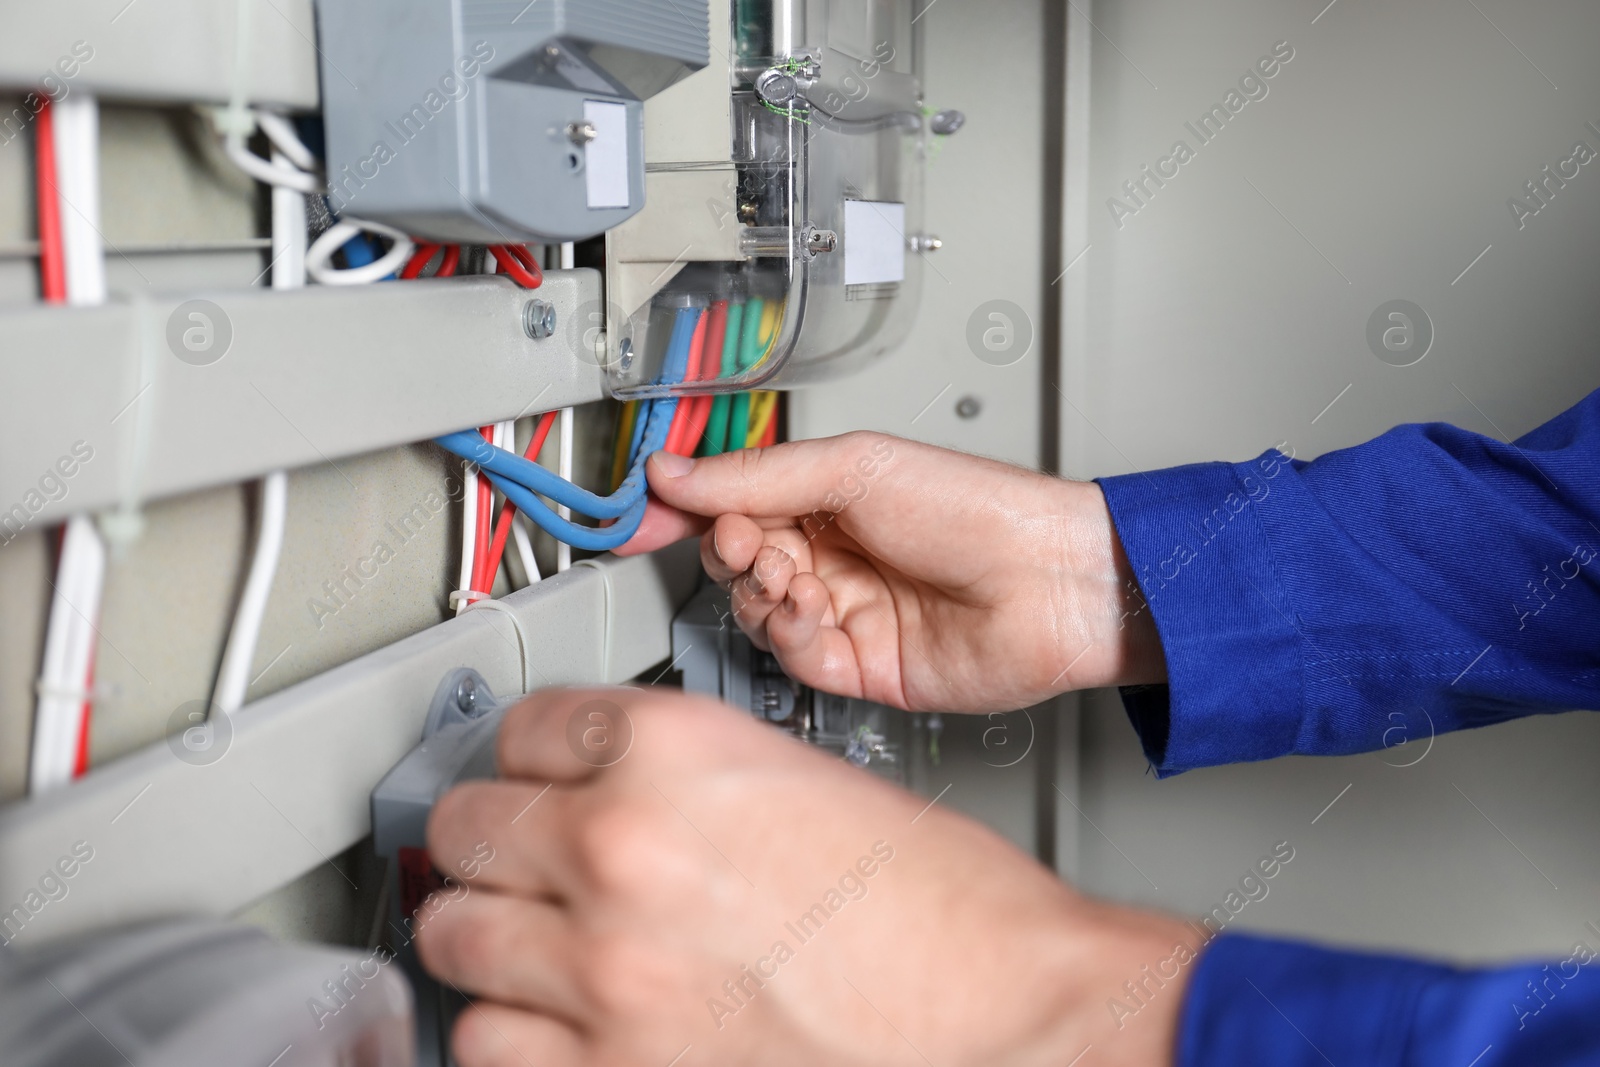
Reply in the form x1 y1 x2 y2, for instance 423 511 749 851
610 401 638 490
749 301 781 368
745 391 777 448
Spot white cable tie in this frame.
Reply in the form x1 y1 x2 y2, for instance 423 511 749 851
32 680 93 704
448 589 491 610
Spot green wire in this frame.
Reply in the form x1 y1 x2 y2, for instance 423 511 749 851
701 302 744 456
728 297 765 450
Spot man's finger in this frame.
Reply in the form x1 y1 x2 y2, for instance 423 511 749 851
615 497 709 556
700 514 765 583
427 780 579 900
497 688 646 783
729 545 798 645
452 1003 584 1067
765 573 867 700
646 433 900 519
415 889 585 1020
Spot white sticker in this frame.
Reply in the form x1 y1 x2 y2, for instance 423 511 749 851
843 200 906 285
583 100 630 210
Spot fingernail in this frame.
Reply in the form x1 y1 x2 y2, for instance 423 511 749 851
748 570 766 595
711 529 726 563
783 592 798 614
652 451 694 478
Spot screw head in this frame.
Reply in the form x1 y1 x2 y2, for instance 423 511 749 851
523 299 556 339
455 675 479 714
618 337 635 371
804 227 838 255
955 395 982 419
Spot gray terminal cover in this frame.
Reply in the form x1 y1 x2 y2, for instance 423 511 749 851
315 0 710 242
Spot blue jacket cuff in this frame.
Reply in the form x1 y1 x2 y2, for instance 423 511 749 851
1180 932 1600 1066
1097 455 1304 774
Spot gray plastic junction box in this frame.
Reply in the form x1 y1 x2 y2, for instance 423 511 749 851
314 0 710 243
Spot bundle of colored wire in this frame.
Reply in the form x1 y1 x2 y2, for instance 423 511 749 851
435 306 696 551
31 93 108 795
476 410 559 592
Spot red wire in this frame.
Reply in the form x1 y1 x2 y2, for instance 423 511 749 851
680 301 729 453
665 310 712 454
489 245 543 288
35 96 66 304
504 243 538 270
401 242 440 279
759 402 779 448
73 651 97 778
472 427 494 593
437 245 460 277
479 411 559 592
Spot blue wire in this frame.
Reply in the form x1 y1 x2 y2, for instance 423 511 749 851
434 306 700 552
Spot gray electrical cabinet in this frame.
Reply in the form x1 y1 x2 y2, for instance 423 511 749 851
315 0 711 242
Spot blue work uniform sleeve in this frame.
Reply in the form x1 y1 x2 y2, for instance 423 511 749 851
1180 932 1600 1066
1096 389 1600 775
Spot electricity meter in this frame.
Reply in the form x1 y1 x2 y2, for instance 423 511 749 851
603 0 926 397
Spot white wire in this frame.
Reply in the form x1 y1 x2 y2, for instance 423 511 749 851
212 471 288 714
270 149 306 290
556 242 576 571
305 218 414 286
207 152 300 717
30 516 106 795
557 406 575 572
56 94 106 306
222 129 324 193
256 110 318 173
511 513 541 587
456 459 478 615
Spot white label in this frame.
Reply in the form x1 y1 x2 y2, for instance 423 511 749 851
583 100 630 210
843 200 906 285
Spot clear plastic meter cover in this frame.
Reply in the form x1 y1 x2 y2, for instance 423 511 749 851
606 0 925 398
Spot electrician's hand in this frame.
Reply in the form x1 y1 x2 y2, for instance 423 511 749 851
620 433 1165 712
418 686 1192 1067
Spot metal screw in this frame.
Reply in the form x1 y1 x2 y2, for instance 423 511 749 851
955 395 982 419
911 234 943 253
523 299 556 339
804 227 838 255
454 675 479 714
618 337 635 371
756 67 799 105
930 109 966 135
566 120 597 146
